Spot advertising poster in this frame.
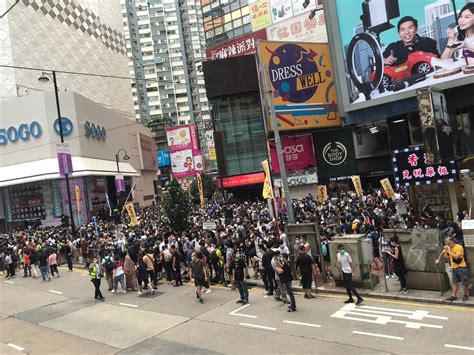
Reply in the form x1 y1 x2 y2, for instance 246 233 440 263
334 0 474 106
56 143 73 176
249 0 272 31
266 10 327 43
269 134 316 173
431 90 459 161
157 150 171 167
313 129 357 182
60 178 87 225
352 127 390 158
138 133 157 171
166 125 192 150
170 149 195 178
417 87 440 165
392 146 457 186
257 41 341 131
269 0 293 24
291 0 316 16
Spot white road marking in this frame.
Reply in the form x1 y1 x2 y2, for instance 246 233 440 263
283 320 321 328
7 343 25 351
229 304 257 318
331 303 446 329
445 344 474 351
49 290 63 295
353 331 404 340
4 281 14 284
119 303 139 308
239 323 277 331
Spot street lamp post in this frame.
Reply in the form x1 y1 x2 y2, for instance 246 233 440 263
38 71 76 234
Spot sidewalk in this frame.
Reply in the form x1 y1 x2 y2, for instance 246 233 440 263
245 272 474 308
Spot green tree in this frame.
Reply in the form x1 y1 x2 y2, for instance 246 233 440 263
190 174 217 204
162 180 191 232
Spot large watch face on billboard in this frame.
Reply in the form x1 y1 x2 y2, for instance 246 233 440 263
330 0 474 111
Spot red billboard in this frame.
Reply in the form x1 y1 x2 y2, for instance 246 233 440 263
206 29 267 60
217 172 265 188
269 134 316 173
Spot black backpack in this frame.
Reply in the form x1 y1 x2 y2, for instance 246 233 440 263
104 257 115 273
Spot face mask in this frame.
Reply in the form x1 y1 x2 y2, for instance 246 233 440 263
338 249 345 255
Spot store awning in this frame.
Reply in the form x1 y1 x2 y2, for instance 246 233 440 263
0 157 139 188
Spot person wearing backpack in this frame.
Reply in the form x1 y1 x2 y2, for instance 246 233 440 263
163 245 173 283
102 253 115 291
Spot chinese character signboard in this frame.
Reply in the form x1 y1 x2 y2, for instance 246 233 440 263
249 0 272 31
206 30 267 60
266 10 327 43
393 146 457 187
257 41 341 131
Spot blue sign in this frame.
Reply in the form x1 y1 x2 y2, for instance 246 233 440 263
53 117 74 136
53 117 74 137
0 121 42 146
157 150 171 167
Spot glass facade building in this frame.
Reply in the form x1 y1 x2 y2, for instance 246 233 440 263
211 93 266 176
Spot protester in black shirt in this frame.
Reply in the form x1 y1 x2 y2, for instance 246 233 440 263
296 245 315 299
171 245 183 287
278 253 295 312
233 250 248 304
383 16 439 67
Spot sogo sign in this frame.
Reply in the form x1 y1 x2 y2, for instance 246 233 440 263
0 122 42 146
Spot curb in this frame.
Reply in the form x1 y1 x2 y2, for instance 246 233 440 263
245 280 474 308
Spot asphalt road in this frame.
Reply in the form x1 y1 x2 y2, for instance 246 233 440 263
0 267 473 354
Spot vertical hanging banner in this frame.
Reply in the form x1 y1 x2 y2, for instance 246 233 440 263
75 185 81 213
316 185 328 204
115 174 125 193
262 159 274 199
351 175 363 197
257 41 341 131
56 143 73 176
196 173 205 209
380 178 395 199
417 87 440 165
125 202 138 226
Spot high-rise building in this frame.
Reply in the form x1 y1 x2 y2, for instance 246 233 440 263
0 0 134 116
122 0 210 150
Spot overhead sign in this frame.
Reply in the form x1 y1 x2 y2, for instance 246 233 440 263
332 0 474 110
392 146 457 187
269 134 316 173
266 10 327 43
313 129 357 182
257 41 341 131
0 121 42 146
157 150 171 167
206 30 267 60
217 172 265 188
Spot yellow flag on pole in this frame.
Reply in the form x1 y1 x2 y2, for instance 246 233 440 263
75 185 81 213
351 175 363 197
196 173 205 209
316 185 328 204
380 178 395 198
261 159 273 199
125 202 138 226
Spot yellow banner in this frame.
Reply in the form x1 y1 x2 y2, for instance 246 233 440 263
351 175 363 197
316 185 328 204
75 185 81 213
261 159 273 199
197 173 205 209
258 41 341 131
125 202 138 226
380 178 395 199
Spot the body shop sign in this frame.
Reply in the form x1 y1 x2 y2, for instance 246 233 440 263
393 146 457 187
269 134 316 173
257 41 341 131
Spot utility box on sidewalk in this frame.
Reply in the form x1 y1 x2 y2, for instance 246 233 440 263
329 234 377 289
383 229 450 292
461 220 474 296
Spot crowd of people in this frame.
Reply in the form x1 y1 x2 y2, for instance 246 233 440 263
0 186 470 307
